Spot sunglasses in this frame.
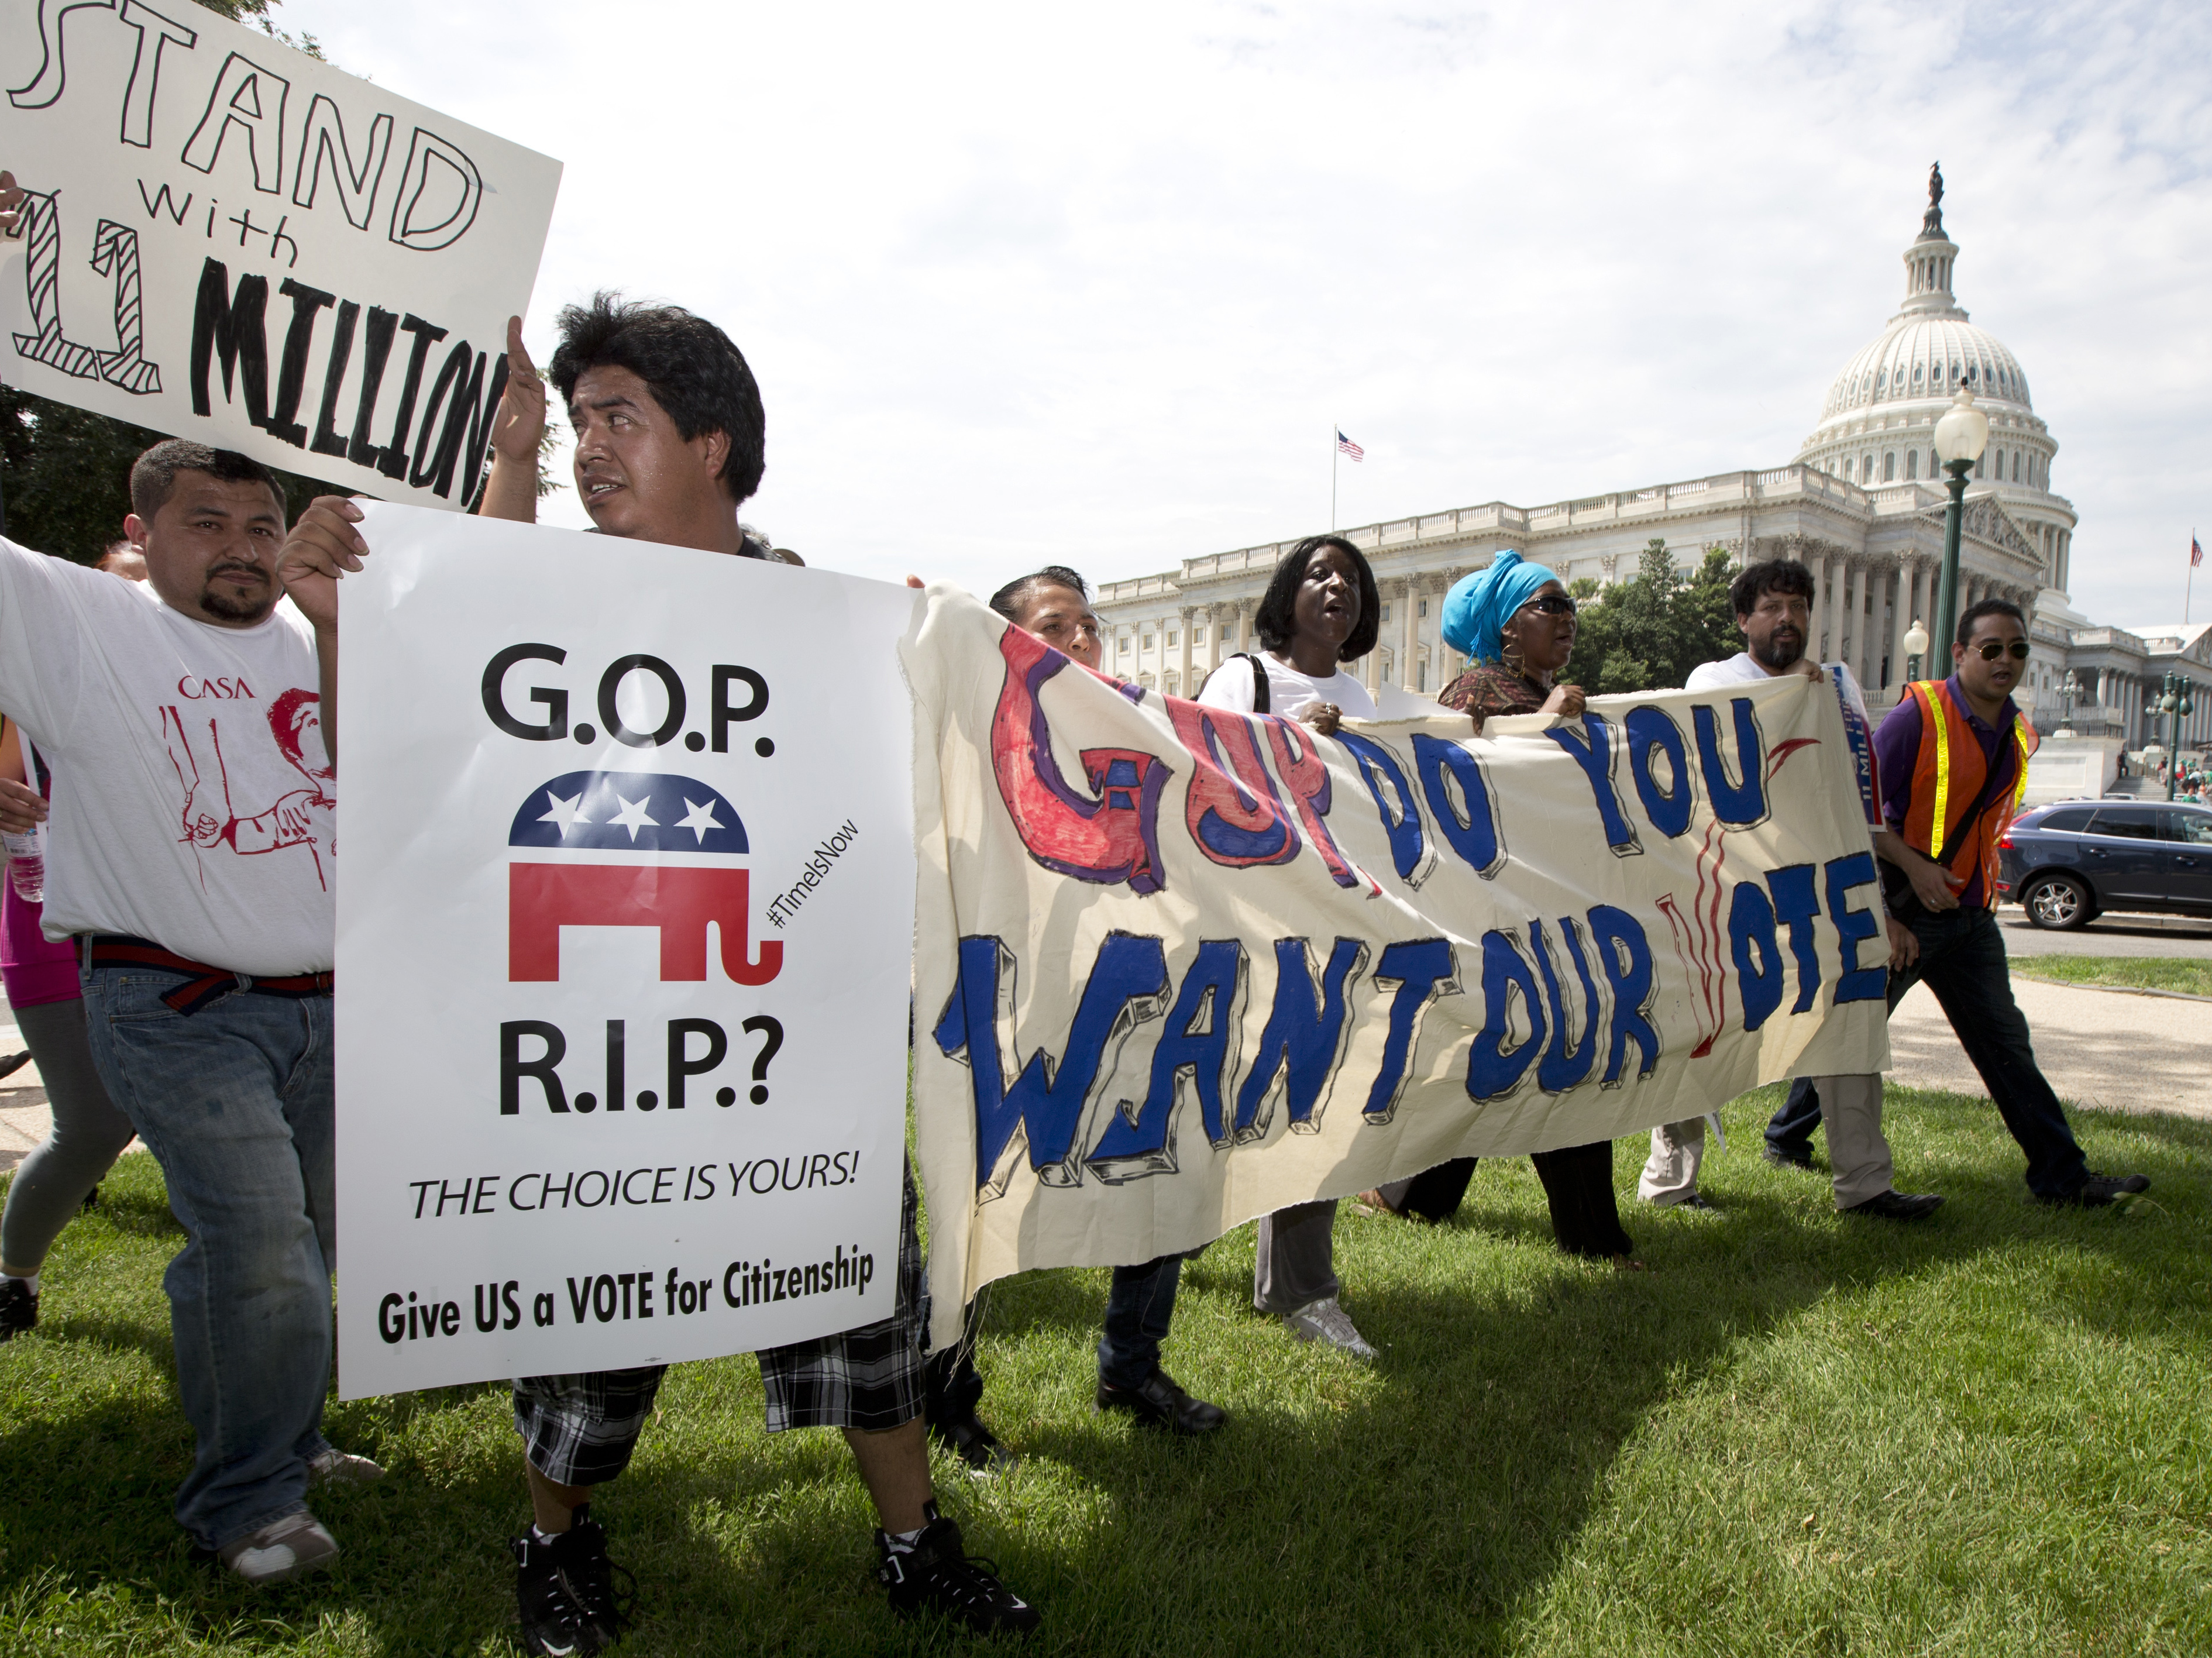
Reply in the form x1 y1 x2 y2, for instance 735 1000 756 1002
1519 594 1577 617
1971 639 2032 662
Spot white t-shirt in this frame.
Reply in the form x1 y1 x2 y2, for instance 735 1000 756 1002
0 540 334 974
1688 650 1872 729
1196 653 1379 721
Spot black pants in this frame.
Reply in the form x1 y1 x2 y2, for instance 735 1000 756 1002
1770 905 2090 1199
1378 1141 1633 1258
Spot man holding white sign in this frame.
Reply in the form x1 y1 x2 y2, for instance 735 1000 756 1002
0 384 377 1585
283 294 1038 1650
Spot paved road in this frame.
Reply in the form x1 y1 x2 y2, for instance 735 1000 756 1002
1998 909 2212 959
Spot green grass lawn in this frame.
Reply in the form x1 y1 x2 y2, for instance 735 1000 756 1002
4 1085 2208 1656
2013 953 2212 999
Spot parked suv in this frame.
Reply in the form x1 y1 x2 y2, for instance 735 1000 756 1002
1997 799 2212 928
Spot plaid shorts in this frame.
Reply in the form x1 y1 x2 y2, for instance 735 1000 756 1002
512 1161 930 1485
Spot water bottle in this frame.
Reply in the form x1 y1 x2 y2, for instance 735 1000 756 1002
1 821 45 905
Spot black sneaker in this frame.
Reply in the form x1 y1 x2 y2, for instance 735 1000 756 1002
511 1513 634 1656
930 1409 1020 1477
1843 1189 1945 1222
0 1277 37 1341
1762 1141 1816 1171
2042 1172 2152 1208
876 1502 1040 1637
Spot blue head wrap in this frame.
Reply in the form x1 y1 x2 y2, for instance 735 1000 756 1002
1442 550 1560 664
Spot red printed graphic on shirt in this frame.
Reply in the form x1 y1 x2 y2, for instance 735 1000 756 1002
159 686 335 890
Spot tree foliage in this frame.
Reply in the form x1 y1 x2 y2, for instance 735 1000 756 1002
1560 538 1742 694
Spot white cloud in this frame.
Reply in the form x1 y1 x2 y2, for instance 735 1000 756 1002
288 0 2212 623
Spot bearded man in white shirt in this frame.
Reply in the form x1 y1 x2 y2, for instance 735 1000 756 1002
1638 559 1943 1222
0 424 380 1585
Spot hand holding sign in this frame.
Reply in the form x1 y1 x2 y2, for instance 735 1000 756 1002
479 318 546 524
278 497 369 632
1540 682 1587 719
491 318 547 468
0 170 20 239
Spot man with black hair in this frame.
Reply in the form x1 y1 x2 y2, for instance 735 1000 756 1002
283 295 1037 1650
0 426 380 1585
1655 558 1944 1220
1867 597 2149 1208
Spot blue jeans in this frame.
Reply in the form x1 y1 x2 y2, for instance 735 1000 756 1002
80 964 336 1550
1880 905 2087 1199
1096 1253 1185 1390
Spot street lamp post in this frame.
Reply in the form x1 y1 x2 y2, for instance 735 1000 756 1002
2160 672 2196 801
2057 669 2079 739
1902 618 1929 684
1931 382 1991 661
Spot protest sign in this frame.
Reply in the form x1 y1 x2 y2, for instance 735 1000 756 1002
333 505 916 1397
906 592 1893 1346
0 1 559 508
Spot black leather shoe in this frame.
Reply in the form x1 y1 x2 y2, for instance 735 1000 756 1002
1844 1189 1945 1221
930 1411 1019 1477
1096 1368 1227 1436
1762 1141 1816 1171
2041 1172 2151 1208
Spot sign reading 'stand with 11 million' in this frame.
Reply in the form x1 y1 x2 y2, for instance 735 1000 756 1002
0 0 561 509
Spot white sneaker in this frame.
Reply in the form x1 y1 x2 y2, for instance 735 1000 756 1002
308 1446 386 1487
217 1509 340 1586
1280 1295 1378 1360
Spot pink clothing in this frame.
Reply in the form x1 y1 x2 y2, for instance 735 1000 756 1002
1 880 78 1007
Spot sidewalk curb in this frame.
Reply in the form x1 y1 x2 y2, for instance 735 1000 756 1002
2008 972 2212 1004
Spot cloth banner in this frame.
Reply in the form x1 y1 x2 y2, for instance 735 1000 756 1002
906 590 1891 1347
334 505 916 1397
0 1 560 508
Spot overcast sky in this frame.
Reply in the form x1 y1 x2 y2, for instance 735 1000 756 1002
290 0 2210 627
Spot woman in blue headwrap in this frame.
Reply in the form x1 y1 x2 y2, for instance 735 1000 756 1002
1360 553 1642 1268
1433 549 1585 728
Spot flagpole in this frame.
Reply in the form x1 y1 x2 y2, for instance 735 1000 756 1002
1330 424 1338 531
2190 529 2197 627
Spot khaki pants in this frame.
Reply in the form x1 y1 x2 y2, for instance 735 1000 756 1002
1639 1117 1707 1205
1804 1073 1893 1209
1642 1078 1892 1210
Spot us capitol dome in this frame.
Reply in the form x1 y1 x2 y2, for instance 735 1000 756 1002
1796 164 2075 597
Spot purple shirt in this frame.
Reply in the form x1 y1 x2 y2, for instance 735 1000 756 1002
1872 674 2024 909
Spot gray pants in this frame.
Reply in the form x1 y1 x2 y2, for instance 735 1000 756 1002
1252 1198 1339 1314
1805 1073 1892 1209
1639 1118 1707 1205
1 998 137 1274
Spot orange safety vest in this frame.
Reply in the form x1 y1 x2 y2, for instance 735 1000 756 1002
1898 678 2038 903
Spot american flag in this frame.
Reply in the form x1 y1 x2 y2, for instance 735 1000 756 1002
1336 430 1364 462
2194 532 2204 570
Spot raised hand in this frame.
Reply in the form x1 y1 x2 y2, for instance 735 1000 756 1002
277 497 369 633
493 315 547 466
1541 682 1587 720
